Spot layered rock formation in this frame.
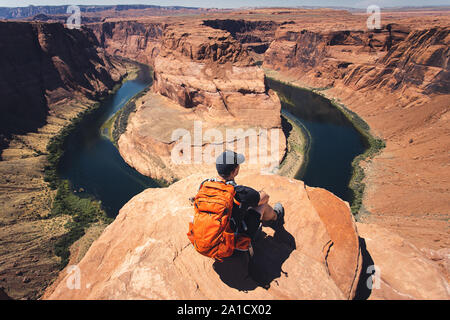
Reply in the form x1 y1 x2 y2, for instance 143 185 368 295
0 5 210 21
87 10 448 259
265 25 448 94
0 21 125 149
44 173 449 300
0 21 129 299
357 223 449 299
2 8 449 300
203 19 278 54
118 22 286 182
89 21 164 66
152 22 281 128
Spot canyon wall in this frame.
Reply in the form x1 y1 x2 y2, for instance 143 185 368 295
88 14 449 254
0 21 129 299
1 9 448 300
263 21 450 252
89 12 449 297
264 25 448 94
89 21 164 66
0 21 125 149
152 22 282 128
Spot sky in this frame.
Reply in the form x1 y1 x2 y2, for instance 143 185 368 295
0 0 447 9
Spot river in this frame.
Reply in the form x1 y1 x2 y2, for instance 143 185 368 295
267 78 366 202
58 65 160 217
59 66 366 218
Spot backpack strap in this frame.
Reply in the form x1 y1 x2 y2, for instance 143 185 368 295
196 178 241 206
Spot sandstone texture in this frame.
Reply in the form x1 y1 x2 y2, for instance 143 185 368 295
89 21 164 66
90 10 449 297
118 92 285 183
44 173 361 299
152 22 282 128
0 21 125 148
100 12 449 253
1 8 449 300
44 173 449 300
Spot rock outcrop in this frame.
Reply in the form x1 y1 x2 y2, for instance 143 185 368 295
118 91 285 183
202 19 278 54
2 8 449 300
44 173 362 299
117 21 286 183
357 223 449 300
152 22 282 128
263 21 450 251
44 173 449 300
90 11 449 257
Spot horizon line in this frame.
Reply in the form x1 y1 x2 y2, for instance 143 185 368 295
1 4 450 9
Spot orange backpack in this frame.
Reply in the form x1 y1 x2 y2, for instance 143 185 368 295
187 179 251 262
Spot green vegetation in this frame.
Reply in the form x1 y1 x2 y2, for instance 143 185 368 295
50 181 112 268
101 87 150 147
43 102 111 269
328 99 386 215
44 102 101 189
265 75 386 216
42 62 154 268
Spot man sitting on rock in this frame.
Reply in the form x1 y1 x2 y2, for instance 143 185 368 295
188 150 285 261
215 150 285 240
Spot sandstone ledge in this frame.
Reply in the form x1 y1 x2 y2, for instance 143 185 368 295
45 173 362 299
44 173 449 300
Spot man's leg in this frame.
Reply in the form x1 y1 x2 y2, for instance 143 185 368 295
253 203 277 221
253 202 285 230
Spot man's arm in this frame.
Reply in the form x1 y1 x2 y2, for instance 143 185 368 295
258 190 269 206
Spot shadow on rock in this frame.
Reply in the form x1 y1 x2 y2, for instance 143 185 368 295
213 226 296 291
353 237 375 300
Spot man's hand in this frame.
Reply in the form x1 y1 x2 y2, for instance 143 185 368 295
258 190 269 205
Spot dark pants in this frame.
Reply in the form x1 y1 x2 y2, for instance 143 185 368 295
232 208 261 240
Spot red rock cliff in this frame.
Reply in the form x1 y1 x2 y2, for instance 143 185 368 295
115 21 286 183
0 21 126 149
263 22 449 251
152 22 282 128
0 21 129 299
89 20 164 66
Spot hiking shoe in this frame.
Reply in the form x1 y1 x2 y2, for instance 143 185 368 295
264 202 285 230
